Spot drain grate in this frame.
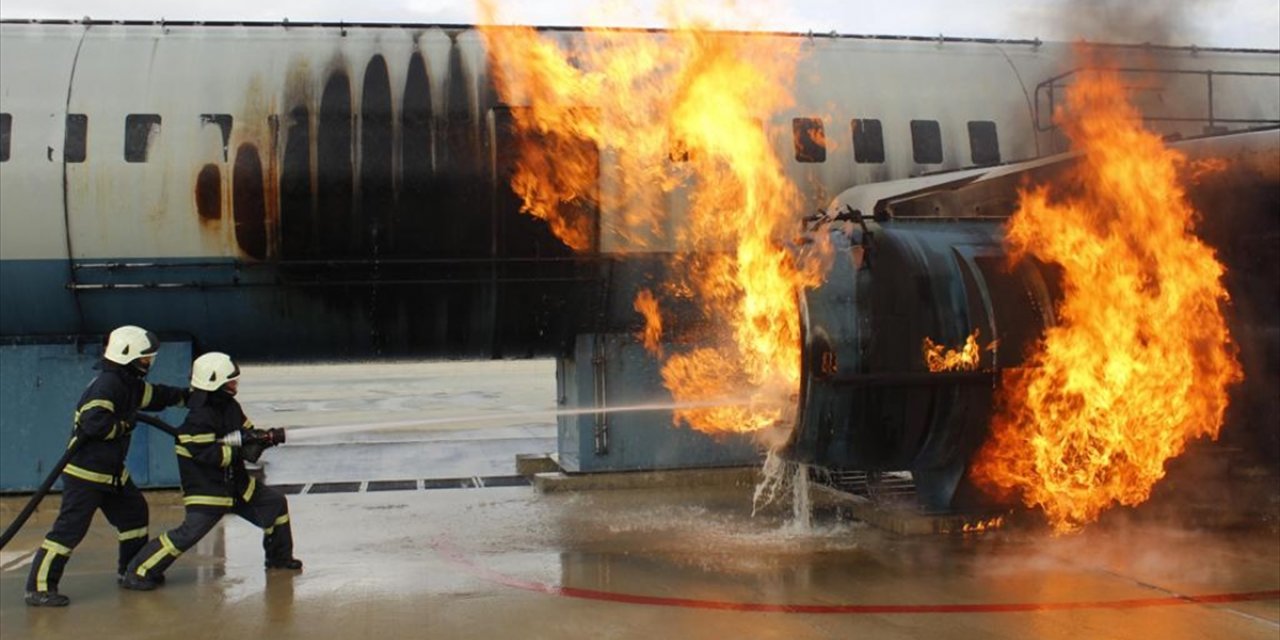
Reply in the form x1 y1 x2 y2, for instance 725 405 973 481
307 481 362 494
815 469 916 503
367 479 419 492
266 475 531 496
422 478 476 490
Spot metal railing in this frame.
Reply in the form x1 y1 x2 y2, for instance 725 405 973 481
1034 66 1280 133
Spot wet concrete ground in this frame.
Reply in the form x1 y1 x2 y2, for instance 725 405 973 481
2 361 1277 639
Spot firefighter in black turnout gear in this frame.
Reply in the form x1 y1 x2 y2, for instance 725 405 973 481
122 352 301 591
24 326 188 607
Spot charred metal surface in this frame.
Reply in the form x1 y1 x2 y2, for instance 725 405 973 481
436 39 484 254
360 55 395 353
491 106 601 254
398 51 434 257
280 105 312 260
788 220 1059 512
232 144 267 260
431 38 491 355
1187 166 1280 467
318 71 354 257
488 107 593 356
195 163 221 221
360 55 393 257
240 42 592 359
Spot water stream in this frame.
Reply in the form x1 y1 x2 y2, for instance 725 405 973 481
283 398 759 442
281 395 820 530
751 449 813 529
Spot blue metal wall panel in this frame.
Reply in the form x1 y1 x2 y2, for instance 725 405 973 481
0 340 191 492
0 260 80 335
555 353 582 471
0 258 371 360
557 334 762 472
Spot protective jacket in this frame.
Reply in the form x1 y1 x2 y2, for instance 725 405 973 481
174 389 259 510
65 361 187 486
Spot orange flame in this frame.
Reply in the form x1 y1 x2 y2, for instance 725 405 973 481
971 61 1243 533
923 329 989 372
479 3 828 434
961 515 1005 533
634 289 664 356
1187 157 1229 184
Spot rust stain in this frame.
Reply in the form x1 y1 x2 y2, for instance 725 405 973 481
236 74 281 259
195 163 221 222
232 143 268 260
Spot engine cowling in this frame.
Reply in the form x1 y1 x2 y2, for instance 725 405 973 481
787 218 1059 512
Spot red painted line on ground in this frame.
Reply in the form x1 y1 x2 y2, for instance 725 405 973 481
430 538 1280 615
549 586 1280 614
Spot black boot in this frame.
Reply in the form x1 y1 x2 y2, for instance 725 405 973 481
25 591 70 607
119 573 158 591
265 557 303 571
118 572 165 586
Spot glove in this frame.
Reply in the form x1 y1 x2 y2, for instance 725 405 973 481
245 427 286 448
241 428 284 463
241 442 266 463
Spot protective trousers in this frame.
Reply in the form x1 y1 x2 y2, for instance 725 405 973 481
25 476 149 592
127 485 293 579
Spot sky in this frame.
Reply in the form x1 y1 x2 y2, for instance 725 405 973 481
0 0 1277 49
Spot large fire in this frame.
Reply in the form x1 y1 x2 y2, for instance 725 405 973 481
971 61 1243 532
479 3 827 434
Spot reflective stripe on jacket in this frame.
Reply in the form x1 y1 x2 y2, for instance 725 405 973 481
174 389 257 509
64 361 187 486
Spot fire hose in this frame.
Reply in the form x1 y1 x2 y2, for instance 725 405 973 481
0 439 87 551
0 414 284 550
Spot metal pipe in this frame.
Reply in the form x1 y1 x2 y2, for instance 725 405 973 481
592 334 609 456
72 256 607 270
66 276 598 291
1208 70 1215 129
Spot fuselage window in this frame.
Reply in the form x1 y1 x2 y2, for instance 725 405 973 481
851 118 885 164
910 120 942 164
125 114 162 163
0 113 11 162
65 114 88 163
793 117 826 163
968 120 1000 166
200 114 234 162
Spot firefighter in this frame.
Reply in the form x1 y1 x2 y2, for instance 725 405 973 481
24 325 189 607
121 352 300 591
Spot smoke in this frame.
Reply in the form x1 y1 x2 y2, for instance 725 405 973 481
1018 0 1215 46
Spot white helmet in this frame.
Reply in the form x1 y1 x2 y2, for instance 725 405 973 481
104 325 160 366
191 352 240 392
